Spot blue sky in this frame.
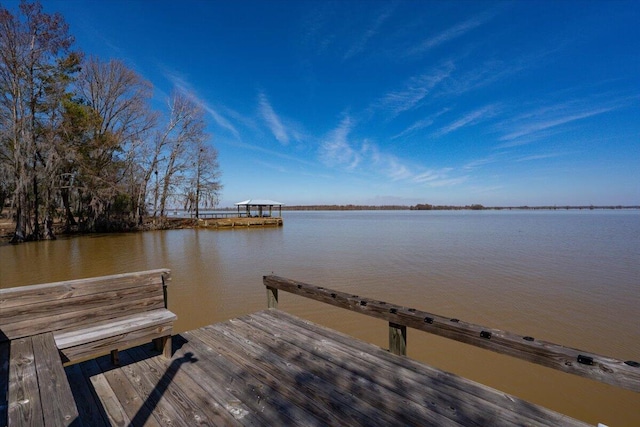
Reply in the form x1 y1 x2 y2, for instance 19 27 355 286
27 1 640 205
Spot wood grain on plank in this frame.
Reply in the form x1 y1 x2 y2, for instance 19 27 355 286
30 333 78 426
8 337 42 426
58 323 173 365
54 310 175 349
256 309 589 427
0 269 169 309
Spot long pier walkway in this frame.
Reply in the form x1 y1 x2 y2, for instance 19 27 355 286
65 309 588 426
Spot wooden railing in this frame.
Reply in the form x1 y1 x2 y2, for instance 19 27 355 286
263 275 640 393
192 212 245 219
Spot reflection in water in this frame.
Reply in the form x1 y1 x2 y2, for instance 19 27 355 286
1 210 639 425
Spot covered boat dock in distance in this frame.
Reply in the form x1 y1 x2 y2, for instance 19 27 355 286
195 199 284 228
235 199 283 218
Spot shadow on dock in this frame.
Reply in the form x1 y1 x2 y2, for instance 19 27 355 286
65 311 591 426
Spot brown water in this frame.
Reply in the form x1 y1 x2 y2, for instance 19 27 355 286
1 210 639 425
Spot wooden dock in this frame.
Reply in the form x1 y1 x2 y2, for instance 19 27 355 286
198 216 283 229
64 309 589 426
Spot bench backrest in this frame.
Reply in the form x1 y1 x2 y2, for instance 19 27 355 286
0 269 170 342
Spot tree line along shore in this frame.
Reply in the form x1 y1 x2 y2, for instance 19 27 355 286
0 2 222 244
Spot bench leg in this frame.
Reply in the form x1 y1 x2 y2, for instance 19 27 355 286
110 349 120 365
154 335 172 358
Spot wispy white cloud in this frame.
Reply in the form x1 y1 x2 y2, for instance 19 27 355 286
319 116 472 188
258 93 290 145
344 6 395 60
374 62 454 118
494 128 565 149
412 169 452 184
464 150 566 171
516 152 566 162
202 105 242 140
165 71 240 139
387 158 412 181
319 116 360 169
428 176 469 187
300 2 338 56
253 159 288 173
319 118 419 181
407 13 490 56
463 154 502 171
361 140 382 164
392 118 434 140
433 104 499 137
412 169 468 187
392 107 451 140
362 140 414 181
441 60 511 96
439 44 566 99
223 138 315 167
252 159 336 181
499 106 615 142
495 94 637 147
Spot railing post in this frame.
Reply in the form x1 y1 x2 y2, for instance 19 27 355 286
389 322 406 356
267 286 278 309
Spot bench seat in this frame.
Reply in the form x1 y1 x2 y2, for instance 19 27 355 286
54 309 176 364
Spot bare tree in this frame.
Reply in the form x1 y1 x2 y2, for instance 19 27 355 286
0 154 10 217
155 93 209 218
184 139 222 218
72 57 155 230
0 1 76 242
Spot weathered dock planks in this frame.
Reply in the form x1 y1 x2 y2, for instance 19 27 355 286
7 333 78 427
65 309 589 426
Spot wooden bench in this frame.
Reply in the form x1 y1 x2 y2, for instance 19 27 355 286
0 269 176 365
0 269 176 426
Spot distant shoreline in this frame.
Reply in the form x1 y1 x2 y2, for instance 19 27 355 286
217 204 640 211
3 205 638 244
